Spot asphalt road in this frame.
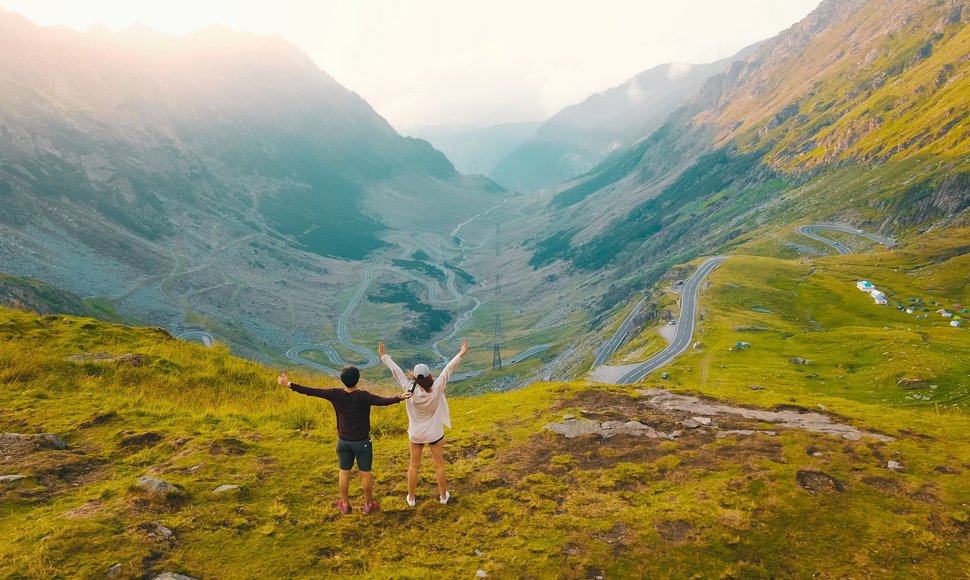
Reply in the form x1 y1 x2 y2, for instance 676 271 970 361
507 344 552 364
284 346 341 376
798 223 897 255
175 331 215 347
593 296 648 368
615 256 728 384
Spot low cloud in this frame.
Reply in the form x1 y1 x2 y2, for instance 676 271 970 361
667 62 693 80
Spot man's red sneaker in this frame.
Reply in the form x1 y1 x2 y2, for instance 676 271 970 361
362 501 380 515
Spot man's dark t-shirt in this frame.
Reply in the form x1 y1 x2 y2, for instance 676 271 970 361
289 383 400 441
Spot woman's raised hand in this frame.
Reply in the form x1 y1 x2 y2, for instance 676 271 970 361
458 339 468 357
378 342 385 357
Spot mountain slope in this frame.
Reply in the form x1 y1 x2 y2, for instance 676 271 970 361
0 10 504 356
526 0 970 282
490 52 752 193
0 273 124 321
0 10 464 260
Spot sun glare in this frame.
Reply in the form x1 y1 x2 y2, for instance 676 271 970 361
0 0 255 35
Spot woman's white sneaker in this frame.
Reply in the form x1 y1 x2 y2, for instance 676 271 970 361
406 495 416 507
439 491 450 505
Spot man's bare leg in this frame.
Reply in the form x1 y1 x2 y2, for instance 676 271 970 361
361 471 374 504
338 469 351 505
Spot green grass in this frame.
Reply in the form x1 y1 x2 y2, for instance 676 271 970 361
649 222 970 403
3 259 970 578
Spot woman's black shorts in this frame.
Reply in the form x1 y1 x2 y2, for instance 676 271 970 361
336 438 373 471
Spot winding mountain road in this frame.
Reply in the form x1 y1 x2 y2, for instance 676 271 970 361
284 199 507 376
593 256 728 385
592 296 649 368
508 344 552 364
611 256 728 384
593 223 897 384
797 223 897 255
284 345 341 376
175 331 215 347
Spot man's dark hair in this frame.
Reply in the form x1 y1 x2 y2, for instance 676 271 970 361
340 366 360 388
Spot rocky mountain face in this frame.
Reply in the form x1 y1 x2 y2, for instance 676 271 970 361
526 0 970 292
0 10 503 356
489 52 752 193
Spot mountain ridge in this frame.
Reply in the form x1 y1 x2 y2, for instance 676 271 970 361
489 48 757 193
0 9 504 359
523 0 970 283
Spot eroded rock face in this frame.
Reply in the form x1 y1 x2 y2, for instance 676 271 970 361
547 389 893 444
637 389 893 442
545 419 675 439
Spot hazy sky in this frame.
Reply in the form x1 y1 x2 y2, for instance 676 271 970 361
1 0 823 129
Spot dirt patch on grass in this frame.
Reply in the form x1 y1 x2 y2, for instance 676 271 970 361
209 438 248 456
0 433 103 497
706 436 784 463
552 389 642 419
66 352 147 366
61 500 104 519
860 475 906 495
910 485 941 504
79 411 118 428
593 522 630 550
118 431 164 448
796 470 846 493
656 519 694 542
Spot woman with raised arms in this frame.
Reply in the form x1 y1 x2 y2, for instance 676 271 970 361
379 339 468 507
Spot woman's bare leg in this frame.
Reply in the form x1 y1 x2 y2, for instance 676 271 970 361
429 440 448 499
408 442 423 501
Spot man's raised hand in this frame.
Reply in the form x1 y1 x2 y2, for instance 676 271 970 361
277 373 291 388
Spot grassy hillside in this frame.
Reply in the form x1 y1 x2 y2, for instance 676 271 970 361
523 0 970 316
2 280 969 577
0 273 126 323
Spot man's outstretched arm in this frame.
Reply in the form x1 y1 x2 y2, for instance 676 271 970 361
277 373 336 400
369 391 412 407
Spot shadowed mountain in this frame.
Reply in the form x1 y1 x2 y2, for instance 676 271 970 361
404 121 540 176
490 51 755 193
0 9 503 355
